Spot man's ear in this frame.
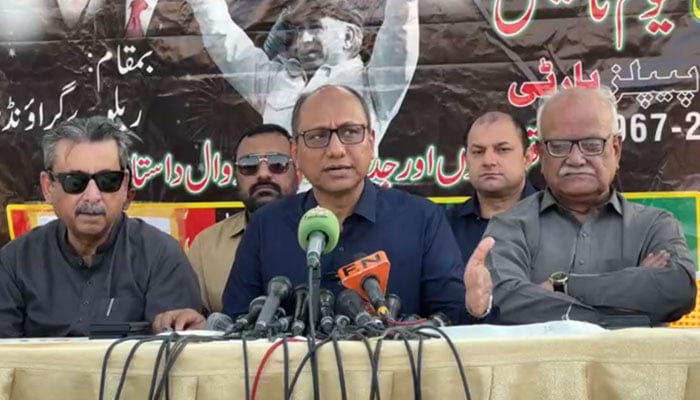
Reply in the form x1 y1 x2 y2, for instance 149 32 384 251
40 171 53 203
343 24 363 57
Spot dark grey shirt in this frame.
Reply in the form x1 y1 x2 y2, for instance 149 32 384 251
485 189 697 325
0 214 202 337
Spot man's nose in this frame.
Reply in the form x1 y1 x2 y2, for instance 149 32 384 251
256 161 273 180
326 133 346 158
482 148 498 166
565 144 587 166
81 178 103 200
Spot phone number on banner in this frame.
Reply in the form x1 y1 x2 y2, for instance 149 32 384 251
616 112 700 143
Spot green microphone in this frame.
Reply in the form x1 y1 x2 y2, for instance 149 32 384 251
298 206 340 269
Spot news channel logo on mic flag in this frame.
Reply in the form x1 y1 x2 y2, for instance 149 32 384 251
693 0 700 21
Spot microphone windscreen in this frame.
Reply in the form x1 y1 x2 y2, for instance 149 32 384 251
297 206 340 253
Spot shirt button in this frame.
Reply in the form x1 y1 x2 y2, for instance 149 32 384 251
581 232 588 238
77 318 83 323
578 260 585 265
82 300 90 306
338 246 344 252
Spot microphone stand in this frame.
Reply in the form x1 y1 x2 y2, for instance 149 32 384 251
306 258 322 400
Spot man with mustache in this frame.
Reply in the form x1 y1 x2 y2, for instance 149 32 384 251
220 84 494 325
186 124 299 314
0 116 202 337
484 86 696 325
447 111 538 264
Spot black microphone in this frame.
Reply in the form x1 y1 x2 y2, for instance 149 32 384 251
319 288 335 334
291 284 309 336
269 315 294 334
230 296 266 332
335 289 382 329
386 294 401 320
334 314 351 331
254 276 293 333
205 312 233 331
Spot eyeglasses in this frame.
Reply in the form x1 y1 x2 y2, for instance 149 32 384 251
48 170 126 194
235 153 293 176
297 124 366 149
541 134 614 158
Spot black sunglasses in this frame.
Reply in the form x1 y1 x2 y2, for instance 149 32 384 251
48 170 126 194
235 153 293 176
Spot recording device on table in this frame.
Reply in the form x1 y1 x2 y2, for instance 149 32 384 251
89 322 152 339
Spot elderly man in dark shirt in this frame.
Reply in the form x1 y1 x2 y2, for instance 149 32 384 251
485 86 697 325
0 116 202 337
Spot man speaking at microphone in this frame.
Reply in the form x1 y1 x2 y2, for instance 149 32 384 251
220 84 494 324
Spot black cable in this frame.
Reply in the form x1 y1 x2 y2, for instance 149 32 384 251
287 337 333 399
416 333 424 400
331 333 348 400
387 328 419 400
370 338 384 400
417 326 471 400
242 336 251 400
114 337 163 400
306 272 321 400
99 335 149 400
348 331 381 400
148 335 173 400
283 336 290 400
152 335 205 400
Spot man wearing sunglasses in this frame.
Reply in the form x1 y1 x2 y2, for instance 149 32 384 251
187 124 299 314
0 116 202 337
221 84 495 325
483 86 696 325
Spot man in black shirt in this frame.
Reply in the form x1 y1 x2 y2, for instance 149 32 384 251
0 116 202 337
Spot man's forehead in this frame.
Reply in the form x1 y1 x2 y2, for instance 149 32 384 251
238 133 291 155
298 89 366 127
54 139 120 169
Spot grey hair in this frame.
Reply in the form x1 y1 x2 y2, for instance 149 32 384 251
536 85 619 138
42 116 142 170
290 84 372 135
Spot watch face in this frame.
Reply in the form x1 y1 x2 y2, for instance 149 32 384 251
551 272 567 282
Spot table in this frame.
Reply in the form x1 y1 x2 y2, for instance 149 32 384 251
1 327 699 399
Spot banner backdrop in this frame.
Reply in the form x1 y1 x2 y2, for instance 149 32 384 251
0 0 698 245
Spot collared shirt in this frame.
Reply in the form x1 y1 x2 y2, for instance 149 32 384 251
223 178 483 325
446 181 538 264
485 189 697 325
188 0 419 148
0 214 202 338
187 211 246 313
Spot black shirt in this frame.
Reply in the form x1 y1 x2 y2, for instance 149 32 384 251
0 214 202 337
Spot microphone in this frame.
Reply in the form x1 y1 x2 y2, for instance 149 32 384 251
254 276 293 333
269 315 294 334
297 206 341 269
337 251 391 318
230 296 266 332
424 312 451 328
334 314 351 331
319 288 335 334
335 289 383 329
205 312 233 331
386 294 401 321
291 284 309 336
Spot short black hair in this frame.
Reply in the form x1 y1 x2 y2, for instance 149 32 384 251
462 111 530 153
233 123 291 160
290 84 371 135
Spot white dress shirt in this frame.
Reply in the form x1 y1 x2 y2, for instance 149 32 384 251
188 0 420 151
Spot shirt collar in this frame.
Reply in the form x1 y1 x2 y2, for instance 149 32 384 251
540 187 623 215
301 177 378 223
57 212 126 266
459 180 538 218
227 211 247 238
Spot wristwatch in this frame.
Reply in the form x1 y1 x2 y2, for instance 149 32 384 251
549 271 569 293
